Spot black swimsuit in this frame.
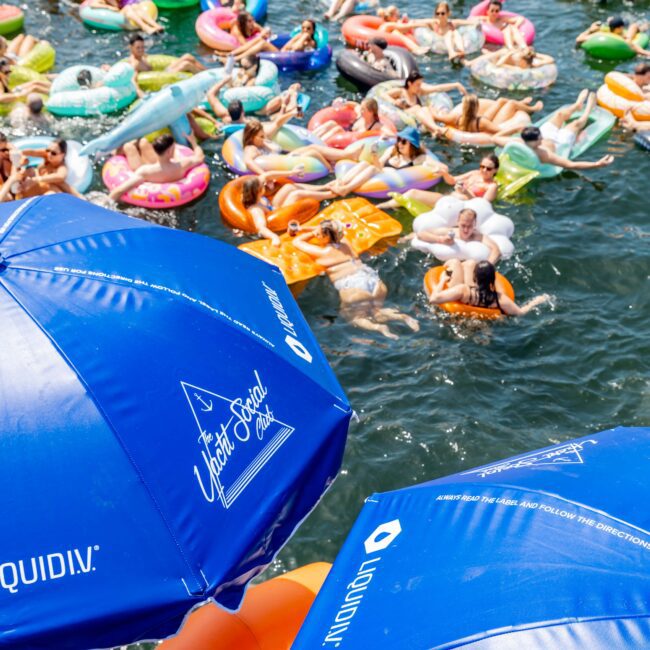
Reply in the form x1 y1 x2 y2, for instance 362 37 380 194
470 286 504 312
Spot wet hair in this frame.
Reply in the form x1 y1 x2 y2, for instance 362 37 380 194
521 126 541 142
361 97 380 120
242 176 261 207
458 208 477 223
227 99 244 121
152 134 174 155
240 55 259 73
129 34 145 46
635 63 650 76
27 95 43 114
236 11 255 38
458 94 479 132
319 219 343 244
0 132 7 144
243 118 264 147
53 139 67 155
302 19 316 33
522 47 536 63
481 152 499 171
474 261 498 307
404 70 423 89
369 36 388 49
77 69 93 88
488 0 502 8
608 16 625 31
401 140 424 159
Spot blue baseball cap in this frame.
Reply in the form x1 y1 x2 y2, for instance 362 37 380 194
397 126 421 149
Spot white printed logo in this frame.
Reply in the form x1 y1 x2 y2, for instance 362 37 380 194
182 370 295 509
364 519 402 554
0 545 99 595
462 440 598 479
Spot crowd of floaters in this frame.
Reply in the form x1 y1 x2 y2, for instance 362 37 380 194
0 0 648 338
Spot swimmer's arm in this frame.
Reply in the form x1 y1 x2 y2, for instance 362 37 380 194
206 77 232 119
21 148 47 159
418 227 454 244
184 134 205 165
543 149 614 169
482 181 498 202
384 87 403 102
508 15 524 27
0 169 20 202
575 22 600 45
259 170 298 181
291 233 329 257
422 81 467 96
243 146 267 175
499 293 550 316
428 284 464 304
265 109 297 138
35 166 68 184
533 53 555 66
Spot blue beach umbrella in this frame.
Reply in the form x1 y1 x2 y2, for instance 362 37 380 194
0 195 351 649
294 426 650 649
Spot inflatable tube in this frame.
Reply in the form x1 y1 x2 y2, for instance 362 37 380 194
14 136 93 194
131 54 192 92
335 47 418 89
410 195 514 261
222 124 329 181
307 101 396 148
195 7 239 50
367 79 453 131
17 41 56 73
154 0 198 8
597 71 650 120
259 25 332 72
219 176 321 233
634 131 650 151
199 0 266 22
239 198 402 285
219 59 279 113
468 57 557 91
443 111 530 146
414 25 484 55
0 5 23 35
47 62 136 117
80 0 158 31
469 0 534 46
424 265 514 319
342 15 418 50
334 135 443 199
103 145 210 208
581 30 649 61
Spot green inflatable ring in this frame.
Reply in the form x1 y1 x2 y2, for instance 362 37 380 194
581 30 649 61
119 54 192 91
0 7 24 36
152 0 199 8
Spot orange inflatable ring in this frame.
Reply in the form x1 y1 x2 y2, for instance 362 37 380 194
159 562 330 650
218 177 321 234
307 101 396 149
597 71 650 121
423 266 515 319
240 197 402 285
341 15 415 50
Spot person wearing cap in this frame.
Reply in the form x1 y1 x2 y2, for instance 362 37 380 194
9 93 51 131
363 37 392 73
576 17 650 57
291 218 419 339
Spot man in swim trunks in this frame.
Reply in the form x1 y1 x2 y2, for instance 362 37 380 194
127 34 206 77
363 37 392 74
108 133 205 202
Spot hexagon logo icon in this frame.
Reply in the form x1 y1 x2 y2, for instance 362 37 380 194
364 519 402 554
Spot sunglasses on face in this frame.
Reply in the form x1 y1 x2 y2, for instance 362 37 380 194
397 138 407 144
436 11 447 15
47 149 62 156
480 164 495 171
0 148 9 154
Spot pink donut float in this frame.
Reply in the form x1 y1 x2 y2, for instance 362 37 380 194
195 8 239 51
102 145 210 208
308 102 396 149
469 0 535 46
342 15 416 50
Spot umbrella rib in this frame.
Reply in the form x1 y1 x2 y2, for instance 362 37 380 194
0 278 208 596
0 196 39 244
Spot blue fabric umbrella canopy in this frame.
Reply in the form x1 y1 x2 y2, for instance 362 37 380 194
294 427 650 649
0 196 351 649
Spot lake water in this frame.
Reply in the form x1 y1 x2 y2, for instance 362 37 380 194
18 0 650 643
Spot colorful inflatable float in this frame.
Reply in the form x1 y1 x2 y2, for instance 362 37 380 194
239 198 402 285
469 0 535 46
597 71 650 120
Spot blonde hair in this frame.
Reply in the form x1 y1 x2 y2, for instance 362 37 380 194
458 94 480 132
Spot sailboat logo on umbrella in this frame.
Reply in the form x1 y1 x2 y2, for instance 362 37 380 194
181 371 295 509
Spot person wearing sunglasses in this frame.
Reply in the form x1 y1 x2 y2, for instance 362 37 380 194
281 19 318 52
291 218 419 339
472 0 527 51
377 153 500 210
0 57 51 106
12 139 81 199
403 1 475 61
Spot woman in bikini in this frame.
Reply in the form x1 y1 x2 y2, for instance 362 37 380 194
376 6 429 55
292 219 419 339
427 260 550 317
384 71 466 134
310 98 393 144
0 57 51 104
220 12 278 60
88 0 164 34
241 172 337 246
281 19 318 52
377 153 499 210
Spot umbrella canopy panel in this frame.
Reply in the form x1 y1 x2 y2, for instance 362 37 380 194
294 426 650 649
0 196 351 649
